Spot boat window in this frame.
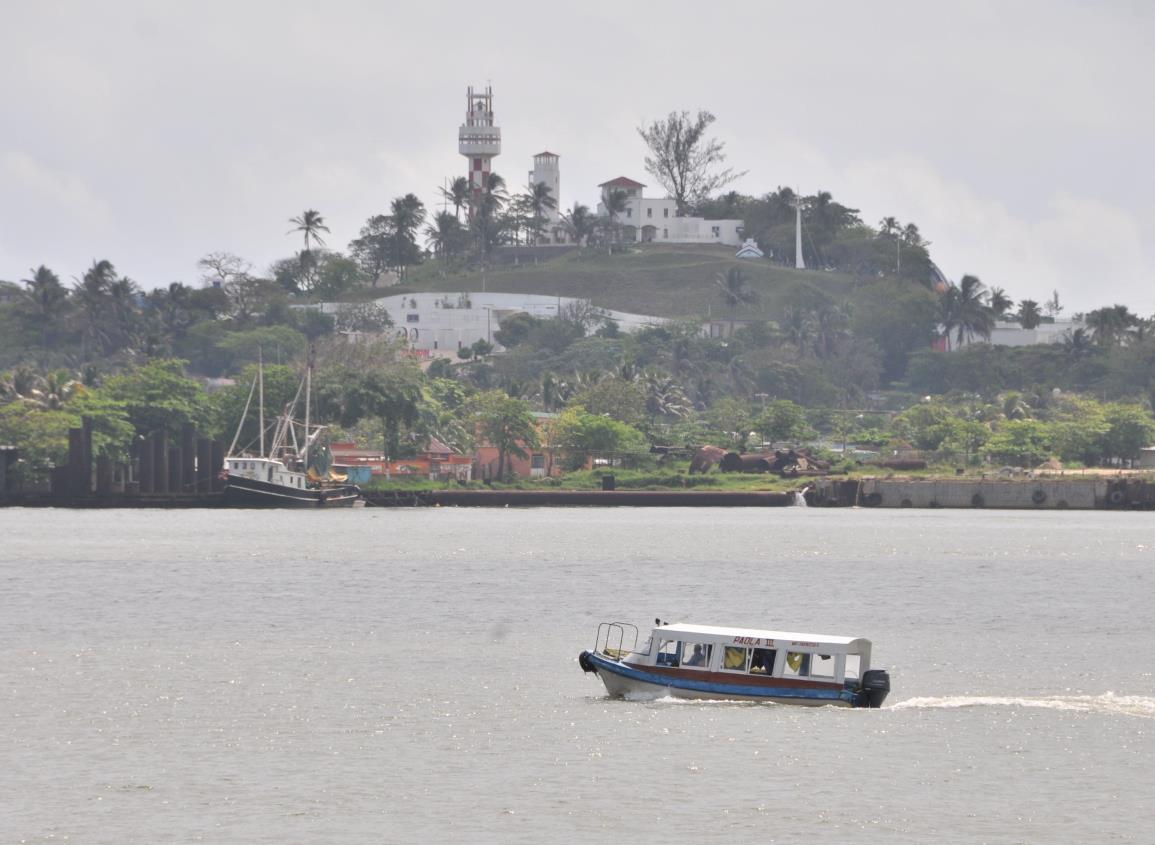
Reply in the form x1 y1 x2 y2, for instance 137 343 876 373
750 648 777 675
843 654 861 680
809 654 836 680
782 651 813 678
721 646 749 673
656 639 680 667
680 642 712 670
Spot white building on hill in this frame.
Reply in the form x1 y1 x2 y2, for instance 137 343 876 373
596 176 744 246
948 319 1084 350
313 292 667 355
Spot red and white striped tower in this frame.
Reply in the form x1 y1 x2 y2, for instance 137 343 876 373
458 85 501 217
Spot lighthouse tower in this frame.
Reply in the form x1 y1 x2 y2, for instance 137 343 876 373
528 152 561 224
459 86 501 215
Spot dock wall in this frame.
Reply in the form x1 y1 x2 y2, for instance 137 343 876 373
812 477 1155 509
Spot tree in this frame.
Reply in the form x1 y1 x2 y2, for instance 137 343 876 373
714 266 758 334
525 180 557 244
469 391 538 481
493 312 541 348
988 287 1013 320
1044 289 1064 319
755 399 809 444
440 176 471 221
425 211 466 266
570 378 646 426
390 193 426 281
1100 403 1155 464
198 252 253 289
599 189 628 253
71 259 119 359
561 203 596 247
552 405 646 470
349 215 396 286
941 275 994 348
637 109 745 214
19 265 69 348
288 209 330 252
1085 304 1139 347
101 358 213 436
1017 299 1043 330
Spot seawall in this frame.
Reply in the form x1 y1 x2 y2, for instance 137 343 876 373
363 489 796 507
810 477 1155 510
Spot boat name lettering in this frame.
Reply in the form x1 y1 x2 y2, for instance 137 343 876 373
791 641 819 647
732 636 773 646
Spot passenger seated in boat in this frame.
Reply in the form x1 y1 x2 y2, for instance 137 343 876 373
750 648 776 674
685 644 706 666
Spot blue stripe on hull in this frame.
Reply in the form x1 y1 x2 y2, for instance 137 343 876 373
588 652 858 706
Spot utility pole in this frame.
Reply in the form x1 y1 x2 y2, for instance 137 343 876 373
790 191 806 269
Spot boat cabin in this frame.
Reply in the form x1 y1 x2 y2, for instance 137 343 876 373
225 456 310 490
621 622 873 686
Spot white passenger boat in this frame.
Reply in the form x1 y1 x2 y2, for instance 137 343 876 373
579 620 890 707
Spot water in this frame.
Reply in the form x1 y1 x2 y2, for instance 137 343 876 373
2 507 1153 843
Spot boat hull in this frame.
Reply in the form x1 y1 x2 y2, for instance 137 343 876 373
580 650 864 707
222 476 360 508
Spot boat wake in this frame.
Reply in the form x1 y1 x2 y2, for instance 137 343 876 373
890 693 1155 719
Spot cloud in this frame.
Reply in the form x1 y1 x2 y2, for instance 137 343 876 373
840 156 1150 312
0 152 111 226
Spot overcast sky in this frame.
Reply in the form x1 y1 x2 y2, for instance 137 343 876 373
2 0 1152 313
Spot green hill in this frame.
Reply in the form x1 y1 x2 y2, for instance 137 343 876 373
382 244 858 320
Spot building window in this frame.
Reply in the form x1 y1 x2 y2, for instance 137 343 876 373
663 228 668 239
626 208 632 218
646 207 653 218
663 208 669 218
711 226 721 237
406 313 419 323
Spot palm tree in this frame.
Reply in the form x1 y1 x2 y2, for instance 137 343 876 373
781 306 815 357
988 287 1013 320
471 172 508 254
288 209 330 251
390 194 427 280
1017 299 1043 330
1062 327 1094 358
715 267 758 335
526 181 557 245
600 189 629 254
20 265 69 348
902 223 923 246
425 211 465 266
941 275 994 348
561 203 596 246
72 259 117 358
642 370 691 425
1085 304 1139 347
878 216 900 237
439 176 471 221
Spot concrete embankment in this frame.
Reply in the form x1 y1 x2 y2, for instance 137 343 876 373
363 489 796 507
810 477 1155 510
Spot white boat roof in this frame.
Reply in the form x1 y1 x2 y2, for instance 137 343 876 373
656 622 868 649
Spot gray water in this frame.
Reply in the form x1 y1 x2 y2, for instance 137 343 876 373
1 507 1153 843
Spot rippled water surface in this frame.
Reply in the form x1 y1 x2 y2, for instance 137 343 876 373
2 507 1153 843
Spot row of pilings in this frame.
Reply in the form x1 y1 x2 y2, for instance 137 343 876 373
35 418 227 505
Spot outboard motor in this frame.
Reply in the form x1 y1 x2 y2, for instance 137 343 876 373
578 650 598 674
861 669 891 708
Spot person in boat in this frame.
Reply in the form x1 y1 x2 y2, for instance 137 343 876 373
750 648 776 674
685 644 706 666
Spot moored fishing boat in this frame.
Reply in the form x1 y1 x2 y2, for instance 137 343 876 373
222 357 359 508
579 620 890 707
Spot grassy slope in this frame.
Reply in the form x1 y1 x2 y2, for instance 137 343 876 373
379 244 858 320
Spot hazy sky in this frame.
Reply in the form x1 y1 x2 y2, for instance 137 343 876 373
2 1 1152 313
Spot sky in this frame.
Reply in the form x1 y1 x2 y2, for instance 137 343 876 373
2 0 1152 313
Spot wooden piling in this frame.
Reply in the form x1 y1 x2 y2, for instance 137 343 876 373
196 438 212 493
153 430 169 494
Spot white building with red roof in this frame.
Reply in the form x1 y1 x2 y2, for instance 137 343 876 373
595 177 743 246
